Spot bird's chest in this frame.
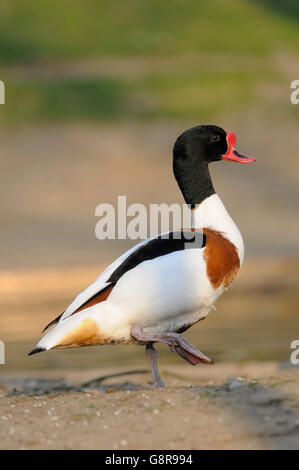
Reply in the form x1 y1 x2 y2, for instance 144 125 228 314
202 228 241 290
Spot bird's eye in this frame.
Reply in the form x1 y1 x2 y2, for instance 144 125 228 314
211 135 221 142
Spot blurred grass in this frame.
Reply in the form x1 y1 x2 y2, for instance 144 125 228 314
5 79 128 122
0 0 299 123
0 63 287 124
0 0 299 62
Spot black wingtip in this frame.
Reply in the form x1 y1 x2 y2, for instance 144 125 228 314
28 347 46 356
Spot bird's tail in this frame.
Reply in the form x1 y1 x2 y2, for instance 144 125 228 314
28 308 108 356
28 322 62 356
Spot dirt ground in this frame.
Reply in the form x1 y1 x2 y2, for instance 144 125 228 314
1 363 299 450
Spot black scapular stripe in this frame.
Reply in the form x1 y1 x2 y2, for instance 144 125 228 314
42 230 205 331
107 230 206 283
42 312 63 332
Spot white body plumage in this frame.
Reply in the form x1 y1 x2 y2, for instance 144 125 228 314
35 194 243 352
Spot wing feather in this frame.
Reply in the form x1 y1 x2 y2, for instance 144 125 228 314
46 230 205 328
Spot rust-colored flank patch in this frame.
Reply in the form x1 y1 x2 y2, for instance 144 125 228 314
72 284 114 316
56 318 105 348
203 228 240 288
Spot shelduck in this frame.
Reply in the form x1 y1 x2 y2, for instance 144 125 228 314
29 125 256 387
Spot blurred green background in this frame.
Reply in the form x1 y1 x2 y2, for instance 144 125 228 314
1 0 299 368
1 0 299 123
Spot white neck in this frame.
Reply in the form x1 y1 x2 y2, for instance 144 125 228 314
192 194 244 264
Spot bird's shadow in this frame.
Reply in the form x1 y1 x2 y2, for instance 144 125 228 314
3 370 150 396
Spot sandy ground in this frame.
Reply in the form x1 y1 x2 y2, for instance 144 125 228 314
1 363 299 450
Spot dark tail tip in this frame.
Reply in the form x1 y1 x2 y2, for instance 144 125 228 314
28 347 46 356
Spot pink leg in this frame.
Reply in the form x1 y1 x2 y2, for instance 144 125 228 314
146 343 165 388
131 324 214 370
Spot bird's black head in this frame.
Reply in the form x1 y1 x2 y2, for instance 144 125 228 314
173 125 227 165
173 125 255 206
